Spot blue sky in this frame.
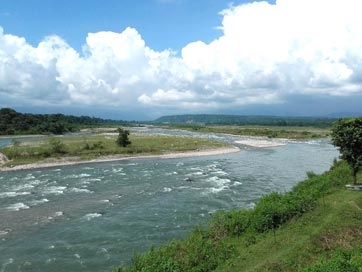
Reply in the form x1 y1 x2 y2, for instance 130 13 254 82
1 0 259 52
0 0 361 120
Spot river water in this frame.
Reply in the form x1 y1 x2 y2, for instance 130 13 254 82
0 129 338 271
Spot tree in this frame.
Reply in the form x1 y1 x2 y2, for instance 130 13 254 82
331 118 362 185
116 128 131 147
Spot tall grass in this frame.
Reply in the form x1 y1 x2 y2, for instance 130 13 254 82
0 135 228 166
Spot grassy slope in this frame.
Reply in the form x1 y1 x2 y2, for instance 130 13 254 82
218 188 362 271
118 162 362 272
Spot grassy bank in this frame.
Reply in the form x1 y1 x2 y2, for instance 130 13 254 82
164 125 330 139
115 161 362 271
0 134 228 167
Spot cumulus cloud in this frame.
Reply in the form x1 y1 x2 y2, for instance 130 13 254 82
1 0 362 118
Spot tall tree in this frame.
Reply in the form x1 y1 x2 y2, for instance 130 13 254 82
116 128 131 147
331 118 362 184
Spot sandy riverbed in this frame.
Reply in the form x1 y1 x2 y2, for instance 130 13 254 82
0 146 240 172
235 139 286 147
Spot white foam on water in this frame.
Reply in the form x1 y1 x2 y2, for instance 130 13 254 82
247 202 256 209
69 188 93 193
83 213 102 221
190 167 203 171
125 162 138 166
12 184 34 191
0 191 31 198
46 258 56 264
162 187 172 192
112 168 123 173
209 186 228 193
6 202 30 211
29 179 43 186
54 211 64 217
1 258 14 271
42 186 67 195
96 247 110 259
211 170 228 176
48 211 64 220
80 178 102 184
186 171 206 177
24 174 35 180
0 229 10 236
28 198 49 206
67 173 91 179
207 176 231 186
232 181 243 186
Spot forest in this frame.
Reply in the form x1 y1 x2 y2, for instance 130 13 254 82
1 108 340 136
154 114 338 127
0 108 129 135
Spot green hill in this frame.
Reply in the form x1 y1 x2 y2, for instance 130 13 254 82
154 114 337 127
116 161 362 271
0 108 130 135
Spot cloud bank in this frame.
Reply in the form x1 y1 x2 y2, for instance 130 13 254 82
1 0 362 118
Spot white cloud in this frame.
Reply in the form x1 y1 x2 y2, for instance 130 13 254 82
1 0 362 118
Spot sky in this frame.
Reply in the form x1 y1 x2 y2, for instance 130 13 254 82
1 0 362 120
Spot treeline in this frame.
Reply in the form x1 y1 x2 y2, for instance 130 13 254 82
0 108 129 135
154 114 338 127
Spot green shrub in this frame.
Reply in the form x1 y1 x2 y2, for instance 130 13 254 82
303 249 361 272
209 209 252 238
49 138 67 154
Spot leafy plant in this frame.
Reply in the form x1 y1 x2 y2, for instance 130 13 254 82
331 117 362 184
49 138 67 154
116 128 131 147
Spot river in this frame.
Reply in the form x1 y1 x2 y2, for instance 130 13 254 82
0 129 338 271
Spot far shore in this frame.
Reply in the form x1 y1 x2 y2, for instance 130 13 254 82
0 146 240 172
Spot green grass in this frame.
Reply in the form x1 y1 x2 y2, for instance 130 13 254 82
164 125 331 139
0 134 228 167
218 189 362 271
116 161 362 272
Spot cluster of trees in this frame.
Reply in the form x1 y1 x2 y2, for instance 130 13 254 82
331 117 362 184
0 108 129 135
154 114 338 127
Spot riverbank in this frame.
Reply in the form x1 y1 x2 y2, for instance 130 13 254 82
119 161 362 272
0 146 240 172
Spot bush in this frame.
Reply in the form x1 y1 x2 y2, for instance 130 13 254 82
120 227 234 272
209 209 253 238
303 249 362 272
49 138 67 154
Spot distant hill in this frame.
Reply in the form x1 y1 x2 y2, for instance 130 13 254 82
0 108 130 135
154 114 338 127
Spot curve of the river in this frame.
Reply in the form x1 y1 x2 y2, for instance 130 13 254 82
0 128 338 271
